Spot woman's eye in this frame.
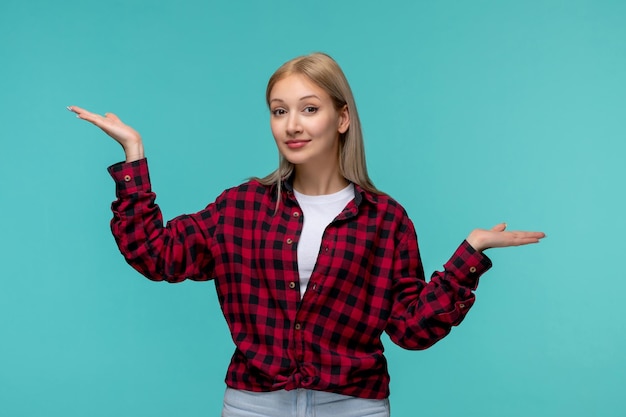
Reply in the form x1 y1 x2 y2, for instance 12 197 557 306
303 106 318 113
272 108 286 116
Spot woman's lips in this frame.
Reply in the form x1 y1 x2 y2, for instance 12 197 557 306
286 140 310 149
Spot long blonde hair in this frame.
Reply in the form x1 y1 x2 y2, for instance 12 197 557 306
257 52 380 200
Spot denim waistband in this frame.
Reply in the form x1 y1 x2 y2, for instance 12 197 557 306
222 388 390 417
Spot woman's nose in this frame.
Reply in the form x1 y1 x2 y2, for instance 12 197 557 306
286 114 302 135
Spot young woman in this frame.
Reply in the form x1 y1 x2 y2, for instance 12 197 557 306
69 52 544 417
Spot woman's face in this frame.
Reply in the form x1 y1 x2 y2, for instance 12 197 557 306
269 74 349 170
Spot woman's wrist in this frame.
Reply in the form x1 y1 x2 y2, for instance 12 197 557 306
123 141 145 162
466 231 486 253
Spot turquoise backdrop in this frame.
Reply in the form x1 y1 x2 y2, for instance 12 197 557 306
1 1 625 416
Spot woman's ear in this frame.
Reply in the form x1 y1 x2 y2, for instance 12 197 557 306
338 105 350 134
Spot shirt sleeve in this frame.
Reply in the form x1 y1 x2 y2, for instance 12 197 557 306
108 158 220 283
385 219 492 350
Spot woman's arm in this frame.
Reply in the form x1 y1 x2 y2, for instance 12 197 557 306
386 220 544 350
69 106 218 282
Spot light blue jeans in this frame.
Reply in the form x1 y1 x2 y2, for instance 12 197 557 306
222 388 390 417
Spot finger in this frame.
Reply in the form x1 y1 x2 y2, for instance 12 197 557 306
104 113 123 124
67 105 84 114
491 223 507 232
507 232 546 246
68 105 95 118
67 105 97 117
514 237 543 246
73 108 108 126
509 231 546 239
104 112 121 123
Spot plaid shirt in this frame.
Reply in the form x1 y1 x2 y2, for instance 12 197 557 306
109 159 492 400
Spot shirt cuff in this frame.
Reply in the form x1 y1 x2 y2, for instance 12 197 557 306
107 158 151 197
443 240 492 290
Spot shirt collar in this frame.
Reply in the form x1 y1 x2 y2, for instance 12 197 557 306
281 178 378 208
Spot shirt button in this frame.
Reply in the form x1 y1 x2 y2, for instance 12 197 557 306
293 211 300 218
289 282 296 289
123 175 132 182
286 238 293 245
295 323 301 330
459 303 466 309
469 267 477 273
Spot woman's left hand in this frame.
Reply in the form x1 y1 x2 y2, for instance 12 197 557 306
466 223 545 252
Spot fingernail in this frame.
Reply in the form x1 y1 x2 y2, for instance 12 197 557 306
66 106 73 111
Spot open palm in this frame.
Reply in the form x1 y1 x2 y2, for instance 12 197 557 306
68 106 144 161
467 223 545 252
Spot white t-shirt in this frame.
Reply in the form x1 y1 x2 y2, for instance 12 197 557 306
293 183 354 298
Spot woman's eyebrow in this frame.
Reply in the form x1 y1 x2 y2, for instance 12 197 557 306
269 94 321 104
298 94 321 101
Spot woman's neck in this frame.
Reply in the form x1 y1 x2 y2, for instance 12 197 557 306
292 165 349 196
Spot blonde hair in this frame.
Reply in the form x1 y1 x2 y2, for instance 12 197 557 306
256 52 380 200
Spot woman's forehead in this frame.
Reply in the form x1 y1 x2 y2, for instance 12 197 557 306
269 74 329 102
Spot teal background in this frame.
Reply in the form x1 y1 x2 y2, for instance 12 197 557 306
1 0 625 416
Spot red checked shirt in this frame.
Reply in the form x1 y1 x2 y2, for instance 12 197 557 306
108 158 492 400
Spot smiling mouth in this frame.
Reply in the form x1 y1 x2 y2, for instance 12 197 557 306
286 140 310 149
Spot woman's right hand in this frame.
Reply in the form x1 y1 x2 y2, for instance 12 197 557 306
68 105 145 162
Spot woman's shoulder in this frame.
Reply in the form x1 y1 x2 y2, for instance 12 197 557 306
213 178 275 206
357 185 408 216
356 187 416 240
